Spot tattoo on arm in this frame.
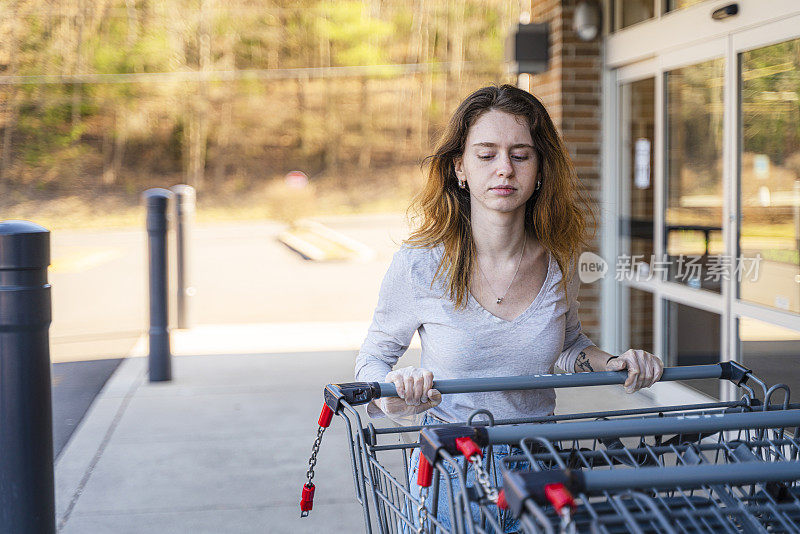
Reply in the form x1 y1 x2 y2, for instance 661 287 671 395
576 351 594 372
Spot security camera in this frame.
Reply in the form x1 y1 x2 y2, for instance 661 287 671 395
574 1 600 41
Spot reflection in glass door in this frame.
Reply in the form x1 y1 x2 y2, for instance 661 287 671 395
739 317 800 401
665 59 725 292
618 77 656 351
665 300 721 398
619 78 655 263
739 38 800 314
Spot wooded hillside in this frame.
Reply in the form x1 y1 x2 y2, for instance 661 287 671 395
0 0 520 217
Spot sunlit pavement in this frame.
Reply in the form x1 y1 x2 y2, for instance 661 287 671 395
55 323 422 533
54 325 654 534
55 340 374 533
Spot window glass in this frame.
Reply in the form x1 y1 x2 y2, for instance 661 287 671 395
665 59 725 292
619 78 655 271
664 300 721 398
664 0 708 13
739 317 800 405
739 38 800 314
628 288 655 354
615 0 654 31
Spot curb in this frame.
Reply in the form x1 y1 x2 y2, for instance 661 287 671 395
277 227 329 261
54 355 145 526
277 220 376 262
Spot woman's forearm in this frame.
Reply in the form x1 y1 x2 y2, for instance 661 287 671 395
573 345 615 373
573 346 664 392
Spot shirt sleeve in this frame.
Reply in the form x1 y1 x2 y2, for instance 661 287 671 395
555 261 595 373
355 248 422 384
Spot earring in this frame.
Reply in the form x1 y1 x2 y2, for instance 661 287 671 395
458 179 467 189
534 179 541 191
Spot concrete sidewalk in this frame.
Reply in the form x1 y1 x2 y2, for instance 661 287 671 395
54 324 657 533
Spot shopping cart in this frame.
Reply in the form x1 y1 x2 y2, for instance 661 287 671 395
418 407 800 533
300 362 788 533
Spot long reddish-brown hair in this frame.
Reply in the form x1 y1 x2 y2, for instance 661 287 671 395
405 84 595 309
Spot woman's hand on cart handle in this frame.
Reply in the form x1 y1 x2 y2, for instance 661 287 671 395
606 349 664 393
378 366 442 416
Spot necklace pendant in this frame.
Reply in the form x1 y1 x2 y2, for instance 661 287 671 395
496 297 503 304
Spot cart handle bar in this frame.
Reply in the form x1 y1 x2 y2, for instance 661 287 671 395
323 362 750 414
432 407 800 448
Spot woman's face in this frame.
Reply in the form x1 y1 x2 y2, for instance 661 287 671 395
454 109 538 218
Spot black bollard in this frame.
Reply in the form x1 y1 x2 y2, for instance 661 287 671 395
143 188 173 382
0 220 56 534
170 184 195 330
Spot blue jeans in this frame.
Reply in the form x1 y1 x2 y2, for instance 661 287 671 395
407 413 521 533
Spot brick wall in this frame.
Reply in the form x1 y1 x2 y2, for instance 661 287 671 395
523 0 604 346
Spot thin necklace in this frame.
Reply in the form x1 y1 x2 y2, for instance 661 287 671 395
476 236 526 305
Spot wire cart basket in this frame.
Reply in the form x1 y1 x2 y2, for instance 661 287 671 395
300 362 797 534
437 408 800 534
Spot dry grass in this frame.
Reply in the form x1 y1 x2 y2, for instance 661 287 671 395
1 163 425 231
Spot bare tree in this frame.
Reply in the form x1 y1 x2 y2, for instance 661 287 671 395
124 0 138 48
358 76 372 169
0 2 20 184
185 0 212 188
213 25 236 183
71 0 85 140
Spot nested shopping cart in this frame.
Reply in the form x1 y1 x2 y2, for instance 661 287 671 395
299 362 792 533
420 408 800 533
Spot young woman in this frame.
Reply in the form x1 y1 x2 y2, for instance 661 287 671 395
354 84 663 530
356 84 662 421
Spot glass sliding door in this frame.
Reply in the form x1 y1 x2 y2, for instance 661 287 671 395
665 59 725 292
609 7 800 404
734 34 800 402
739 38 800 314
618 76 657 354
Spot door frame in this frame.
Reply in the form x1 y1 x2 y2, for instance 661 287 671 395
603 3 800 402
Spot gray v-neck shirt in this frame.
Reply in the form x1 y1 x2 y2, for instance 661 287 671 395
354 244 594 422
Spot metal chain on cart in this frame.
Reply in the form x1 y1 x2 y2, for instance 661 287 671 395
416 487 429 534
301 403 335 518
469 455 499 504
305 425 326 485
